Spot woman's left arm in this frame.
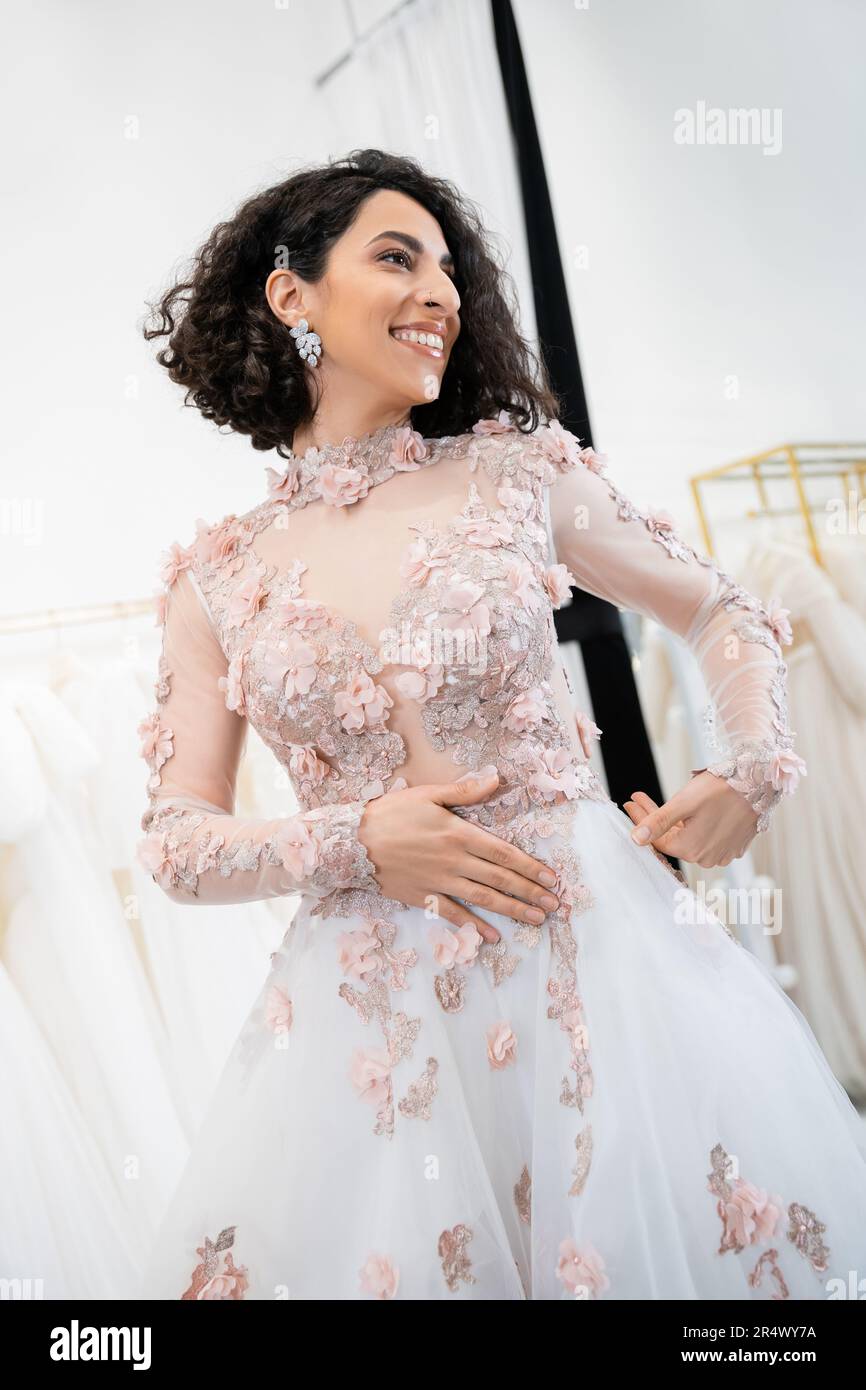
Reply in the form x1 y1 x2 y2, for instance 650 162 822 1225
534 422 806 867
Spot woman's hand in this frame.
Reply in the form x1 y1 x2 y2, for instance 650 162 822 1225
357 769 561 944
622 772 759 868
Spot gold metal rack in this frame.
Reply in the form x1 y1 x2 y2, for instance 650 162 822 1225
689 444 866 567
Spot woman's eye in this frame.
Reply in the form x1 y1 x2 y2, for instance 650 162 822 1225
378 248 412 269
377 247 457 282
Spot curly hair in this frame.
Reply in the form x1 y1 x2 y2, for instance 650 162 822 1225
142 148 562 460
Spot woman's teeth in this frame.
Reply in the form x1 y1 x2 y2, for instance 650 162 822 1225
390 329 445 354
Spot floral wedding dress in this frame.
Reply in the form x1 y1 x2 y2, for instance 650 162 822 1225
135 414 866 1301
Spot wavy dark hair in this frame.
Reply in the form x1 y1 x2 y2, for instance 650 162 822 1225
141 148 561 460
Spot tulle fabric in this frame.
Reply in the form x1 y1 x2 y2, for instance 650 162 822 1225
137 796 866 1301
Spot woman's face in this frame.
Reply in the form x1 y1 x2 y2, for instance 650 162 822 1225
267 188 461 411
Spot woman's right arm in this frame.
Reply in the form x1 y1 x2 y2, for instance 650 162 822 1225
136 565 380 906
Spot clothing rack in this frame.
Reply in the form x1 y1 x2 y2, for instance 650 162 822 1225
314 0 421 88
689 443 866 566
0 597 155 636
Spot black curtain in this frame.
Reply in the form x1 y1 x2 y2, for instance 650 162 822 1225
490 0 668 822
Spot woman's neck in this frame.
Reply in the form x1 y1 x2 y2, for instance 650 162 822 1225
290 405 413 457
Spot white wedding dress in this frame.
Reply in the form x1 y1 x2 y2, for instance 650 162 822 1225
133 415 866 1300
738 536 866 1103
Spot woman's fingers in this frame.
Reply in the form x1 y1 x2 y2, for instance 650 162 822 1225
627 790 687 853
446 875 548 928
432 892 501 944
455 855 559 919
457 819 560 895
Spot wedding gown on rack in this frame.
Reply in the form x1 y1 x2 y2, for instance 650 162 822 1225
738 535 866 1104
135 415 866 1301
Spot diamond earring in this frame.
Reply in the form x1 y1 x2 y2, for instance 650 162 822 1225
290 317 322 369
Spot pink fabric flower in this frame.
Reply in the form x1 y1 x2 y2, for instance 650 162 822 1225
193 515 241 567
452 514 514 547
337 928 382 980
265 461 301 500
555 1239 609 1298
395 665 444 702
578 445 608 474
529 746 581 802
719 1179 783 1249
767 749 807 794
574 709 603 758
159 540 193 588
275 815 320 882
439 576 491 638
497 485 533 518
390 426 429 470
359 1253 400 1300
317 463 371 507
137 712 174 771
646 508 677 534
539 420 584 471
472 410 514 435
226 575 267 629
428 922 482 967
287 744 328 785
399 536 451 585
349 1047 392 1107
264 984 293 1034
196 1253 250 1300
505 559 538 611
543 562 576 607
503 687 547 733
218 651 248 714
334 670 394 731
486 1020 518 1070
766 596 793 646
263 633 319 698
136 832 180 889
277 596 329 631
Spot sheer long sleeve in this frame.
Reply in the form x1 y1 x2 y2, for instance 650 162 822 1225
540 425 806 832
136 559 380 906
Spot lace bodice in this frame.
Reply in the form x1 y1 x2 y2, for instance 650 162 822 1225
137 413 805 914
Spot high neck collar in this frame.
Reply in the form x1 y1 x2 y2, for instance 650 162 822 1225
286 419 411 470
264 418 440 510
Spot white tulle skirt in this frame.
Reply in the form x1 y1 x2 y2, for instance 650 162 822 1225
136 797 866 1301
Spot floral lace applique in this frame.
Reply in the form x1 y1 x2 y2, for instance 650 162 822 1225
514 1164 532 1225
438 1223 477 1293
748 1248 790 1300
338 917 423 1139
706 1142 831 1294
569 1125 594 1198
433 966 467 1014
397 1056 439 1121
535 421 805 834
543 847 595 1116
180 1226 249 1300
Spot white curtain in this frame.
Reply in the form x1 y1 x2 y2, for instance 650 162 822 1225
322 0 538 346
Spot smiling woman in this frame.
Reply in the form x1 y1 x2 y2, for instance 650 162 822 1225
135 147 866 1302
142 147 559 459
